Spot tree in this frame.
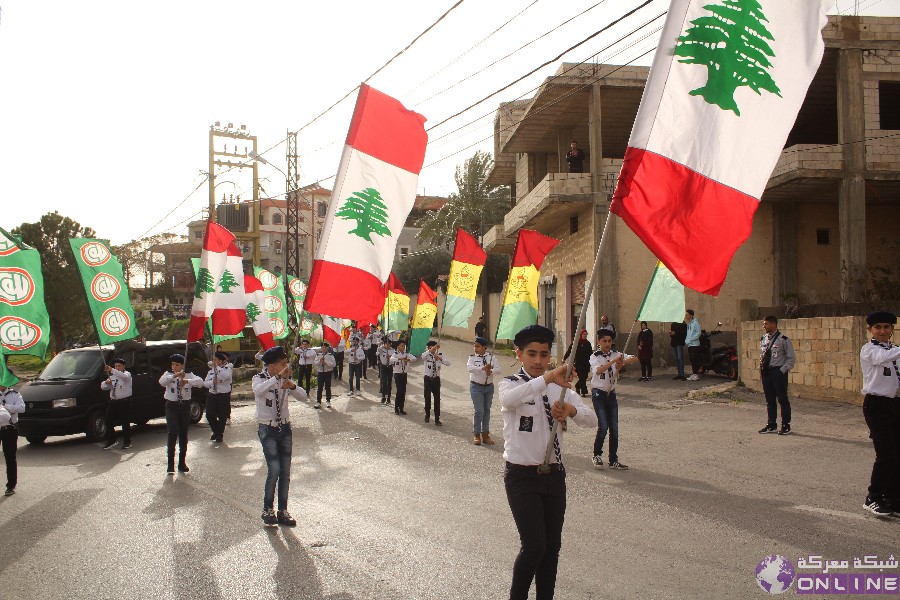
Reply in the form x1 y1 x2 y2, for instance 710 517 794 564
218 269 240 293
395 249 451 293
674 0 781 116
194 267 215 297
246 302 262 323
335 187 392 243
12 212 96 353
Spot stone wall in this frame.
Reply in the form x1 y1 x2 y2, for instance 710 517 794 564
738 316 873 404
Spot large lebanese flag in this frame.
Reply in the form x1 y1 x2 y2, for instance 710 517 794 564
244 274 275 350
610 0 832 296
187 222 246 342
304 84 427 323
321 315 343 347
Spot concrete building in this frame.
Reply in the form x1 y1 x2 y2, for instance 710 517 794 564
395 195 448 263
484 15 900 347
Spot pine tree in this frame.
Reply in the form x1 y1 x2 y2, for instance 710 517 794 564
195 267 216 298
335 187 392 244
218 269 240 293
674 0 781 116
246 302 262 323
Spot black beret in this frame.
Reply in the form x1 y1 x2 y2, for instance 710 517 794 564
867 311 897 326
426 341 438 347
474 336 489 346
112 357 126 366
300 339 310 344
214 351 228 361
514 325 554 348
262 346 288 365
169 353 185 364
597 328 615 340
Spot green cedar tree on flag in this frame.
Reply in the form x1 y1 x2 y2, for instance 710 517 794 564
635 261 686 323
610 0 833 295
68 238 140 345
495 230 559 341
0 227 51 359
190 258 242 344
244 273 275 350
304 84 427 323
188 221 246 342
408 280 438 356
253 267 290 340
443 228 486 328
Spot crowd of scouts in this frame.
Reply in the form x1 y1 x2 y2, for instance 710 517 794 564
1 311 897 599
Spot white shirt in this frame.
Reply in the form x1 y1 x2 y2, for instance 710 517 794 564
861 340 900 398
371 331 383 346
252 368 307 423
314 351 337 373
390 351 416 374
467 352 501 385
159 371 204 401
204 362 233 394
293 347 316 366
377 346 395 366
500 368 597 466
0 388 25 424
588 350 634 391
422 351 451 378
101 369 133 399
347 347 366 364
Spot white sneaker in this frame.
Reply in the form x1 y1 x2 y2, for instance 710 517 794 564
591 455 604 468
688 374 699 381
326 401 331 408
347 390 354 397
314 402 321 409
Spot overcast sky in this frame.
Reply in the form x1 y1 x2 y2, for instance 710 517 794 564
1 0 896 245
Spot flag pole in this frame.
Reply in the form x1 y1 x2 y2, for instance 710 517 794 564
540 212 613 472
611 260 667 386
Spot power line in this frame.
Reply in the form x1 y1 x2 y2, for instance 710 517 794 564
135 175 208 240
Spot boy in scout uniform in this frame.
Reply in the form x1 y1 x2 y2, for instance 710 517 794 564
1 384 25 496
422 341 449 425
467 336 501 445
346 339 366 396
159 354 204 474
389 341 416 415
314 342 337 409
101 358 133 450
377 339 395 404
204 351 233 443
588 329 639 470
293 340 316 394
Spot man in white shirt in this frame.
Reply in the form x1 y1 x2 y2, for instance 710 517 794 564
204 351 233 443
389 341 416 416
254 346 307 527
101 358 134 450
860 311 900 518
467 336 501 445
377 339 395 405
588 329 638 470
499 324 597 600
422 341 450 425
1 384 25 496
346 340 366 396
314 342 337 409
293 340 316 394
159 353 204 474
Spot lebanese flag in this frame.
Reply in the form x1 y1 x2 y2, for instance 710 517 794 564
304 84 427 323
610 0 832 296
321 315 343 347
187 222 247 342
244 274 275 350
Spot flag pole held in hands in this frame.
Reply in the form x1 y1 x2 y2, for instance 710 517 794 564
540 213 613 472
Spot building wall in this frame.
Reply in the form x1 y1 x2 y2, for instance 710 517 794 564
863 48 900 171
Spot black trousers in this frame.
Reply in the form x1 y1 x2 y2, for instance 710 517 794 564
348 362 362 391
505 463 566 600
379 364 393 400
394 373 408 413
367 346 378 368
333 353 344 379
298 365 313 394
361 354 368 379
688 346 701 375
424 376 441 418
206 392 231 437
761 369 791 426
573 368 588 396
639 359 653 379
1 425 17 490
106 398 132 444
317 371 332 402
863 394 900 502
165 401 190 465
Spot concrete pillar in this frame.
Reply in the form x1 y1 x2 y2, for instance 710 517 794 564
837 43 867 302
589 82 619 328
772 203 798 303
557 130 567 173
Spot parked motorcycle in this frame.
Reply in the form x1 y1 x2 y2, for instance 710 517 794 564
697 323 739 380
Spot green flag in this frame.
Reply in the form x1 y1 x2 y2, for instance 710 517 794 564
69 238 140 345
0 354 19 387
286 276 311 335
254 267 290 340
190 258 242 344
0 227 51 358
636 261 686 322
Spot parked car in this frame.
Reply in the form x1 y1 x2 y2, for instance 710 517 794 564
16 340 210 444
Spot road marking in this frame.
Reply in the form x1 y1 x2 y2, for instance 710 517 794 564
792 505 871 522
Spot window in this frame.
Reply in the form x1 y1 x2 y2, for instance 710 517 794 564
816 229 831 246
879 81 900 130
259 212 266 225
274 240 282 254
570 215 579 234
399 246 411 261
273 213 283 225
194 230 202 239
317 202 327 218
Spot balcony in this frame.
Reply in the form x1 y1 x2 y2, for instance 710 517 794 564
482 223 516 254
764 144 845 203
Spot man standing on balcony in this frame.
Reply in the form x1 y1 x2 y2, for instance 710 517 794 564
566 140 585 173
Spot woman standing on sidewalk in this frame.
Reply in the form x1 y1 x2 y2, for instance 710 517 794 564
637 322 654 381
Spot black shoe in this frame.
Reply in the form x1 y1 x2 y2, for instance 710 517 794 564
178 463 190 473
609 461 630 470
394 409 400 415
215 435 223 443
400 410 407 415
435 418 443 426
101 442 117 450
424 414 430 423
4 487 14 496
864 496 893 518
778 424 792 436
277 510 297 526
261 509 278 525
167 464 175 474
210 433 217 441
380 398 386 404
672 375 682 380
122 442 132 450
758 424 777 434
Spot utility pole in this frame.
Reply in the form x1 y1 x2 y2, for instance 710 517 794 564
285 130 300 331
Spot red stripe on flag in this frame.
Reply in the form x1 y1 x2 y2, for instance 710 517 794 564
211 308 246 335
611 148 758 296
345 84 428 174
257 332 275 351
203 221 237 253
226 241 242 257
304 260 385 323
187 316 206 343
416 280 437 306
511 229 560 269
452 228 487 266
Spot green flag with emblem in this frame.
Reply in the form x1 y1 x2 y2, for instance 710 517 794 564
253 266 290 340
0 227 51 359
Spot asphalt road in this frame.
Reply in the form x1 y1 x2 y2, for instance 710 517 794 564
1 338 897 599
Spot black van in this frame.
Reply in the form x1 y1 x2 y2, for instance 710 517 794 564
16 340 210 444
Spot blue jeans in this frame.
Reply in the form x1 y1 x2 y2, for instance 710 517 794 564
672 345 685 378
258 424 292 511
592 389 619 463
471 382 494 434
